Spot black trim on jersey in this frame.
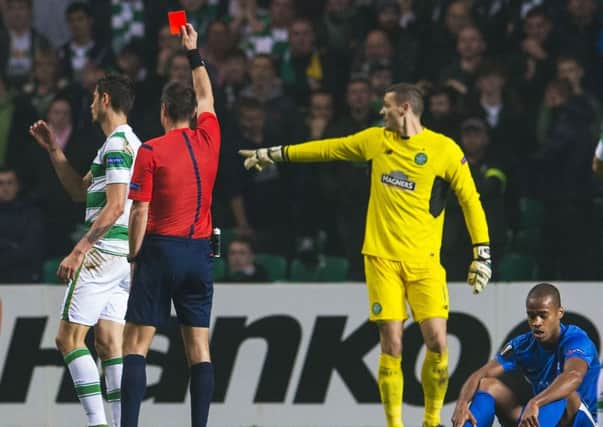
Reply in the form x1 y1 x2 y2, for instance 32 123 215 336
429 176 449 217
140 144 153 151
182 132 202 238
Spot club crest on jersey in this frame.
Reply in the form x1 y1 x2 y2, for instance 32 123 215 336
381 171 416 191
415 152 428 165
372 303 382 315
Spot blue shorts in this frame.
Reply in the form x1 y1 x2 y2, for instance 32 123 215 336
126 235 214 327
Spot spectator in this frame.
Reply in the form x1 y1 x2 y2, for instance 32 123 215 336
288 90 336 241
29 96 100 257
421 0 473 81
200 20 234 85
238 0 296 58
58 2 114 83
278 18 337 106
239 53 298 144
222 97 293 253
223 236 269 282
23 47 70 117
466 61 528 161
315 0 368 57
353 30 394 79
442 117 507 281
533 78 598 280
368 60 393 117
0 71 37 182
176 0 220 45
373 0 420 82
0 0 51 87
556 55 602 128
422 85 460 139
0 167 44 283
558 0 602 78
321 78 379 279
155 24 181 79
439 25 487 96
220 48 248 115
509 6 557 112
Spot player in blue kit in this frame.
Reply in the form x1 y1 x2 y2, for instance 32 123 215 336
452 283 600 427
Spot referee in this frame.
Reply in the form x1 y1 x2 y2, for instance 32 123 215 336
121 24 220 427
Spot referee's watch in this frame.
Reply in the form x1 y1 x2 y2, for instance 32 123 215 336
126 254 138 263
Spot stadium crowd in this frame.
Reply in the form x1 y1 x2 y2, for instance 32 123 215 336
0 0 602 283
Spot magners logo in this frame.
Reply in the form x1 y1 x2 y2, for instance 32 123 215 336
381 171 416 191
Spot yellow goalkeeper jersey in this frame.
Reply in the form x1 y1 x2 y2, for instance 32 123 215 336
284 127 489 262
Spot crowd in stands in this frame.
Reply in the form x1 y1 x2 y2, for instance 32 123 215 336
0 0 602 283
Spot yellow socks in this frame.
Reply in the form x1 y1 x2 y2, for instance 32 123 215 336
378 353 404 427
421 349 448 427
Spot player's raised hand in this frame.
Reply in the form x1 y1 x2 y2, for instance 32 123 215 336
451 401 477 427
238 146 283 172
180 23 198 50
467 244 492 294
29 120 59 153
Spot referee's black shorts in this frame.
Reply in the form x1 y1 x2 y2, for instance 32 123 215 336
126 234 213 327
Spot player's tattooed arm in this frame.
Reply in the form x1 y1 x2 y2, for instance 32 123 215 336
85 224 113 246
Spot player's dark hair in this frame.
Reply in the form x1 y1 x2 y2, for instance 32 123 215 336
66 1 92 18
386 83 424 116
161 81 196 123
96 74 135 115
527 283 561 308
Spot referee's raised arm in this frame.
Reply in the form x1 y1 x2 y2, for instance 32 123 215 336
181 23 214 115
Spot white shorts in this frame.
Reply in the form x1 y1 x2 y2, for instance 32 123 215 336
59 248 130 326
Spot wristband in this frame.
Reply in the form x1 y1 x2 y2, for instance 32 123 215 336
126 255 137 263
186 49 205 69
596 140 603 161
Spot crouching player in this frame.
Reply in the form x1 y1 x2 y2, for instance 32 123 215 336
452 283 599 427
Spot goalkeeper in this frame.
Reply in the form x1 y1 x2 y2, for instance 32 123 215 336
240 83 491 427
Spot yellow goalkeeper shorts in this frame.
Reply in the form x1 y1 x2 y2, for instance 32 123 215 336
364 255 448 323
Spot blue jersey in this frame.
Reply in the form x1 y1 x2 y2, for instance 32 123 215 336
495 323 600 419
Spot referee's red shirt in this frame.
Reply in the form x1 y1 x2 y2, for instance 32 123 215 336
128 112 221 239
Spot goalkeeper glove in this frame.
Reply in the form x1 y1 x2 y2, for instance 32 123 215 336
239 146 284 171
467 244 492 294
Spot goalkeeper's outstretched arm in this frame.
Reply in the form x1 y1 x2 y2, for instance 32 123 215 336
239 127 380 171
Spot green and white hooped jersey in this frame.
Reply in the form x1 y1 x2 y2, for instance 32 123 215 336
87 124 141 256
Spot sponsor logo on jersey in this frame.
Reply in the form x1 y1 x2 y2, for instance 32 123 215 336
565 348 585 356
129 182 141 191
381 171 416 191
414 152 428 165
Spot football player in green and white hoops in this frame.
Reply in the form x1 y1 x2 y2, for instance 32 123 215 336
30 74 141 427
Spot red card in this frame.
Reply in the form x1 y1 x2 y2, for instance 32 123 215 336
168 10 187 35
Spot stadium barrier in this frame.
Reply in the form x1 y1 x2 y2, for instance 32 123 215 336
0 282 601 427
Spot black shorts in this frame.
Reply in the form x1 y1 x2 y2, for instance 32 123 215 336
126 235 214 327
